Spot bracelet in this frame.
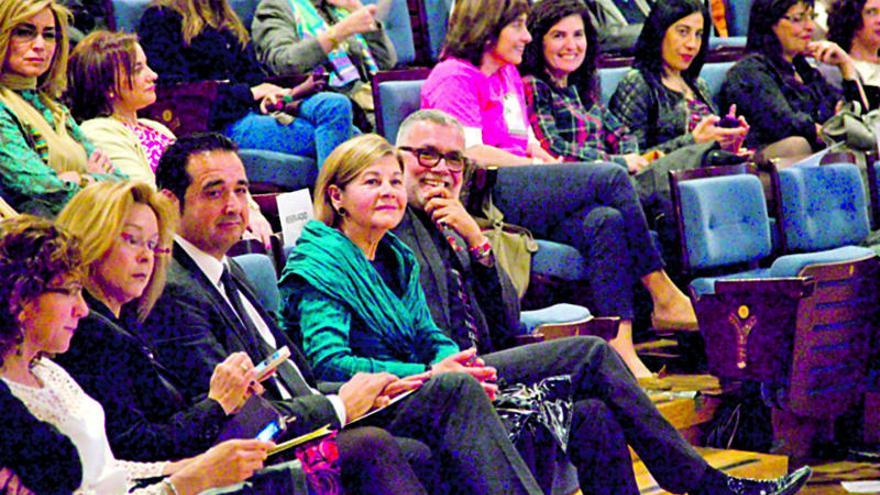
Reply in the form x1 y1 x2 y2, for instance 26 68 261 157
326 28 342 48
469 239 492 260
161 478 180 495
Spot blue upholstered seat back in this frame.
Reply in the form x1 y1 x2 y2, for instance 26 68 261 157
728 0 752 36
679 174 773 270
598 62 734 107
378 79 425 141
364 0 415 66
778 163 870 252
233 253 281 315
423 0 454 62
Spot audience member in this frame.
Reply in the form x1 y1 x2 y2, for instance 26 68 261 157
0 215 284 495
828 0 880 108
138 0 354 167
1 379 82 494
252 0 396 119
0 0 120 216
142 132 547 495
609 0 748 157
720 0 862 154
420 0 700 374
66 30 273 246
279 131 812 495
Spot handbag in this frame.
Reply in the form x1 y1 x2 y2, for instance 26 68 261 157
820 101 878 152
474 199 539 299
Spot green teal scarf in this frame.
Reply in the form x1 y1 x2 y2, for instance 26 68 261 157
280 220 435 345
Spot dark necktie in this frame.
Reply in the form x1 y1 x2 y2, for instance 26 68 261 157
447 266 480 349
220 266 313 397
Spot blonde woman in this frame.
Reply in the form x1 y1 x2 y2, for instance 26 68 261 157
0 0 120 216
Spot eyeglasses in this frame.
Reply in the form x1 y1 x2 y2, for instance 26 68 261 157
10 25 58 44
119 232 169 255
780 11 817 24
45 284 83 298
399 146 469 172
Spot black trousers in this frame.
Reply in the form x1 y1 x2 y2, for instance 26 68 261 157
483 337 709 495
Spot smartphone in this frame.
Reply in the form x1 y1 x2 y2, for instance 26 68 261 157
719 115 741 129
254 346 291 382
256 416 285 442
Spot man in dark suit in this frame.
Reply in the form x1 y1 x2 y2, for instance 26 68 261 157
142 133 545 495
392 109 813 495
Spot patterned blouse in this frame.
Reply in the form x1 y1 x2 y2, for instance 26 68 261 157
0 90 93 215
523 75 638 168
122 120 175 172
3 360 167 494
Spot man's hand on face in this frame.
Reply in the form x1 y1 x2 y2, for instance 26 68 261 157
423 186 486 248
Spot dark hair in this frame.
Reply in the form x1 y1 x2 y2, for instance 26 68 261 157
156 132 238 210
827 0 866 52
746 0 815 67
442 0 530 67
633 0 710 85
0 215 82 366
521 0 599 102
67 30 139 121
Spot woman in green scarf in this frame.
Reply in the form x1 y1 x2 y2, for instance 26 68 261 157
0 0 121 216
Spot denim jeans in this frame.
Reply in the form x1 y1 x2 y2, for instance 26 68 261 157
224 92 353 168
493 162 664 319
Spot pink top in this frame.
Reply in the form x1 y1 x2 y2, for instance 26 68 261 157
421 58 529 156
123 120 175 172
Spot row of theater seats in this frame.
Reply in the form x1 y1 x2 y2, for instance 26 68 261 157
670 158 880 455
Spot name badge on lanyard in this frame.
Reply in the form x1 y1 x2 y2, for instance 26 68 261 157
502 92 528 137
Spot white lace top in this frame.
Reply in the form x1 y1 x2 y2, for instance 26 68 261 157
3 359 168 495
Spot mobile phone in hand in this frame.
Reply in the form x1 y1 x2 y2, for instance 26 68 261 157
256 417 285 442
254 346 291 382
719 115 741 128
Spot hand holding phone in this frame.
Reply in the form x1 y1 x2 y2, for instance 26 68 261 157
254 346 291 382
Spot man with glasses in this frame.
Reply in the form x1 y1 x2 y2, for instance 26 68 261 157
392 109 812 495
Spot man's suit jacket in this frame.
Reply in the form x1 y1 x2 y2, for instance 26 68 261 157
56 292 228 461
392 208 521 353
141 243 340 437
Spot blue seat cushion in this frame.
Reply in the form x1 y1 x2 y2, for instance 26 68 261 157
531 240 588 281
778 164 870 251
768 245 877 277
378 80 425 141
599 67 630 107
232 253 281 313
238 149 316 191
519 304 592 335
690 267 772 296
679 174 773 270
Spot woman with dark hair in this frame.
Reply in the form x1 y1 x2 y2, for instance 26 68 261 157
828 0 880 108
609 0 747 155
720 0 862 154
137 0 355 168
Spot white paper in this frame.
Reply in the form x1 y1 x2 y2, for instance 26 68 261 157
841 481 880 493
276 189 314 247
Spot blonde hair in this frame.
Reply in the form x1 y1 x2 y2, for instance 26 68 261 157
314 134 403 228
56 181 178 322
0 0 71 98
153 0 249 47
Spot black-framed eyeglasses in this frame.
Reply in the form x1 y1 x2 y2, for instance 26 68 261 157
399 146 469 172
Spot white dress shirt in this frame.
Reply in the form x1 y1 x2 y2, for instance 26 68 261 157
175 236 347 425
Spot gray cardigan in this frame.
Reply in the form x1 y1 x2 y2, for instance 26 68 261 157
252 0 396 80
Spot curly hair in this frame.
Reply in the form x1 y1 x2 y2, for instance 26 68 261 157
0 215 82 367
521 0 599 103
827 0 867 52
633 0 710 86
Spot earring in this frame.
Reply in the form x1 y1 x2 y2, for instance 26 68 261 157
337 207 347 217
108 92 115 99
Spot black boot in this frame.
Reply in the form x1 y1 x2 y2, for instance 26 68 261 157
692 466 812 495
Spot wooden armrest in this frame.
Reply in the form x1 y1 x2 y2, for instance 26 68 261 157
532 316 620 343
